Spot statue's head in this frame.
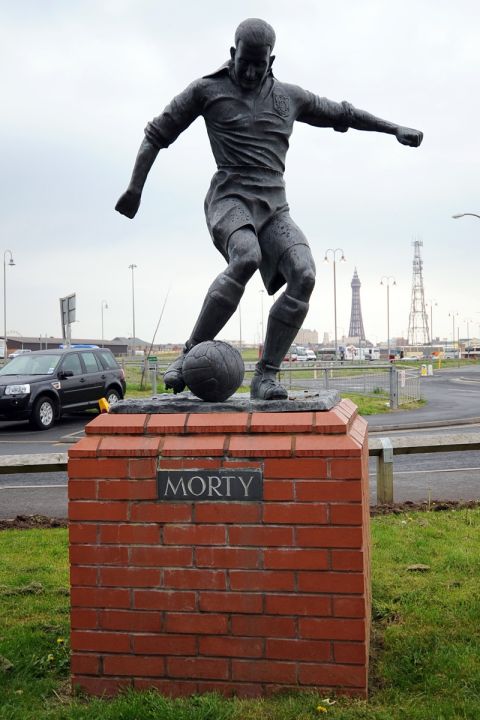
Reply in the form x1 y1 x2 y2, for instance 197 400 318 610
230 18 276 91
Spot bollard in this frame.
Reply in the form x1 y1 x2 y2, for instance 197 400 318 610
389 366 398 409
377 437 394 504
150 367 157 394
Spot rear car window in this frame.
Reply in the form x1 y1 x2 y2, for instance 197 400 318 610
97 350 119 370
82 352 102 372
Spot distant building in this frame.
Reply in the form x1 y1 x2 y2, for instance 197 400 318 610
295 328 318 346
5 336 129 356
112 336 149 352
343 336 373 348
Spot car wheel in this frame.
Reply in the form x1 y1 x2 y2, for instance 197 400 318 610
106 388 122 406
31 396 56 431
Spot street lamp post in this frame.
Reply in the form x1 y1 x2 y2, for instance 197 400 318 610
128 264 137 354
449 311 458 357
101 300 109 348
427 299 438 345
464 318 473 358
238 302 242 351
259 289 265 345
3 250 15 359
324 248 346 360
452 213 480 220
380 277 396 360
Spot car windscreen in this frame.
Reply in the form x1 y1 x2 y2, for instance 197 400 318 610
0 353 63 376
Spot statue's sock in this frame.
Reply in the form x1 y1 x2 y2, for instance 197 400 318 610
259 293 309 371
188 273 245 345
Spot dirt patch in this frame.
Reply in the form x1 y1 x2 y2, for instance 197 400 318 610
371 499 480 516
0 514 67 531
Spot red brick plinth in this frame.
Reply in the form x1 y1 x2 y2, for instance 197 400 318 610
68 399 370 698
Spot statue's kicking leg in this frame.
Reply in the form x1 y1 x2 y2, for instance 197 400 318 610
164 227 261 393
251 243 316 401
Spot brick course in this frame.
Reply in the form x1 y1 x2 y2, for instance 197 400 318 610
69 400 370 698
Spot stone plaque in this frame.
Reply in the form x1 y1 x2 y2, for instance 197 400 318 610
157 469 263 501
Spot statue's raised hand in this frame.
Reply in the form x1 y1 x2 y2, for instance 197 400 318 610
396 127 423 147
115 189 141 218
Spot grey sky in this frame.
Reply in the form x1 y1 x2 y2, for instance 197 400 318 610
2 0 479 346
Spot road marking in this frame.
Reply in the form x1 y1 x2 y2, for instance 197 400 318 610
0 484 67 490
0 439 57 444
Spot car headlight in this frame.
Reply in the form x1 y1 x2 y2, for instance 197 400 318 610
5 384 31 395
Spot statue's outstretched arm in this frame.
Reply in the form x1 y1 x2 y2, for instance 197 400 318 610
115 139 159 219
349 105 423 147
298 94 423 148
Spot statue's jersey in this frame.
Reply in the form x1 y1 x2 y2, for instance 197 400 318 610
145 62 353 173
144 63 353 294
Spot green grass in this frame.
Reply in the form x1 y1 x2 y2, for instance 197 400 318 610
123 363 166 397
340 393 426 415
341 393 391 415
1 509 480 718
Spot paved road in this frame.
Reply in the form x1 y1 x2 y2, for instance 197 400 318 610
0 414 86 519
0 414 88 455
0 472 67 518
369 365 480 429
368 447 480 504
1 367 480 518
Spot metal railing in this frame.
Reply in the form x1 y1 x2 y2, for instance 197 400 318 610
272 363 420 409
397 368 421 406
370 432 480 503
120 359 422 410
1 431 479 508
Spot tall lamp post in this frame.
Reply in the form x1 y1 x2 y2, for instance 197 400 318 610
449 311 458 357
101 300 109 348
426 299 438 345
380 277 396 360
128 264 137 354
259 289 265 345
238 302 242 351
464 318 473 358
3 250 15 359
324 248 346 359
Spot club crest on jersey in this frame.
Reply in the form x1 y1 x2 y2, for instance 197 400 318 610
273 93 290 117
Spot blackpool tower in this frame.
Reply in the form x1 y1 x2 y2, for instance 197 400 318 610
348 268 366 341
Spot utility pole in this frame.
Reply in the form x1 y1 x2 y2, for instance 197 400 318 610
407 240 429 345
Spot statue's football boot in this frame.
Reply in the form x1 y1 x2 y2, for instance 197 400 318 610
163 352 187 394
253 293 310 401
250 362 288 400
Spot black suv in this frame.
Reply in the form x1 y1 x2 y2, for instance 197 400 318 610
0 348 126 430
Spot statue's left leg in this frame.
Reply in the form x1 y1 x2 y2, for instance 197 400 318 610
251 235 315 400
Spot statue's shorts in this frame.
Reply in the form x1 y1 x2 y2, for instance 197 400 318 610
204 167 313 295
